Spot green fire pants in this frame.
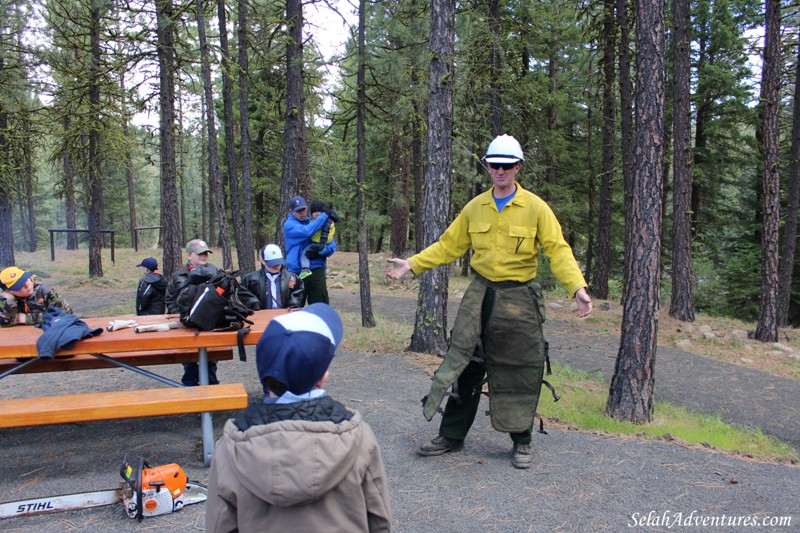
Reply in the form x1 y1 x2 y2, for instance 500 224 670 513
423 276 546 444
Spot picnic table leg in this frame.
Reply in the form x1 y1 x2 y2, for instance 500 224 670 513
198 347 215 465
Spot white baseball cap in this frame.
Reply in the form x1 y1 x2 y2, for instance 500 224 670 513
261 244 285 268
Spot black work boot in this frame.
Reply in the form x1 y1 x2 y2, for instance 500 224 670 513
511 442 532 469
418 436 464 456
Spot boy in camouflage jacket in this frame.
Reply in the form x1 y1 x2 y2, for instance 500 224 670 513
0 266 73 327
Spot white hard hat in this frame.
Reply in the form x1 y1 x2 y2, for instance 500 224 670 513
261 244 284 267
483 134 524 164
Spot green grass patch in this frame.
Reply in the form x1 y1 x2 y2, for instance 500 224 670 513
539 363 798 462
339 311 413 353
94 303 137 317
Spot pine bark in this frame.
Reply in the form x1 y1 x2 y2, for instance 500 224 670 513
87 3 103 278
276 0 309 246
238 0 255 270
121 72 137 250
156 0 182 277
22 122 36 252
754 0 781 342
356 0 375 327
488 0 501 135
61 117 79 250
197 0 232 269
617 0 633 300
777 32 800 327
606 0 665 423
219 0 251 272
669 0 694 322
389 135 409 256
591 0 616 299
409 0 454 355
0 101 13 267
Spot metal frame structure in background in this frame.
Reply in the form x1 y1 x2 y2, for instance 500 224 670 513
48 228 115 264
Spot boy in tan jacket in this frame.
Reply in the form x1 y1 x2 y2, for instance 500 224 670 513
206 303 391 532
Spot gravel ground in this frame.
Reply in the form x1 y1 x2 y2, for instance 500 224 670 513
1 288 797 531
1 348 797 532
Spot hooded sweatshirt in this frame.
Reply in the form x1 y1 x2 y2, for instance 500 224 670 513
136 272 167 315
206 396 391 533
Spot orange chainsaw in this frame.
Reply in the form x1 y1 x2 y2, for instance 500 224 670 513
0 457 207 521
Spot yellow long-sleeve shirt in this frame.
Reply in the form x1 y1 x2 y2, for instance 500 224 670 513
409 183 587 296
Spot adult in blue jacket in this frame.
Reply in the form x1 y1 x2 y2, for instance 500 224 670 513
283 196 336 305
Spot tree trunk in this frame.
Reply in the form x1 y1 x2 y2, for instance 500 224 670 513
545 52 558 187
22 121 36 252
87 2 103 278
121 71 137 250
356 0 375 327
617 0 633 300
178 92 187 245
409 0 453 355
411 66 424 253
754 0 781 342
777 31 800 327
156 0 182 277
197 0 232 269
488 0 501 136
219 0 250 272
691 22 709 241
238 0 255 269
591 0 616 299
0 103 13 267
669 0 694 322
389 134 409 256
585 97 596 279
606 0 665 423
61 117 79 250
276 0 309 246
200 91 208 243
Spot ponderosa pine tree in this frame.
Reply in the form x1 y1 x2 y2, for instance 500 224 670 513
591 0 616 299
197 0 232 269
777 29 800 327
409 0 454 354
670 0 695 322
356 0 375 328
606 0 665 423
754 0 781 342
155 0 182 277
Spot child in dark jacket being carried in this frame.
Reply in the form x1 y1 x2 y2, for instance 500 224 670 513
135 257 167 315
206 303 392 532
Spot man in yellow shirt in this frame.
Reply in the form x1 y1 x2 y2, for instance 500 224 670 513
386 134 592 469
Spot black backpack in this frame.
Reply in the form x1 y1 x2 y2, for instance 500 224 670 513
177 269 255 361
179 269 254 332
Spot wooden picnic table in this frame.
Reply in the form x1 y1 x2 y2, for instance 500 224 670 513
0 309 287 464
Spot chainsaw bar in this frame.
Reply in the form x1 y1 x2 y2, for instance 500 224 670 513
0 481 207 520
0 488 123 519
181 482 209 506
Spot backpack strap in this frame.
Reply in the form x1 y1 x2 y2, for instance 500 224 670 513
236 327 250 361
